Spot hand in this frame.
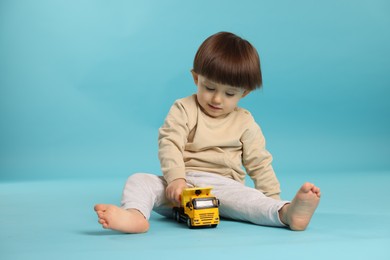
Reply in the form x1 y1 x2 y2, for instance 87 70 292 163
166 178 187 205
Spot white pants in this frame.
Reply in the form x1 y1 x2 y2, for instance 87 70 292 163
121 172 289 227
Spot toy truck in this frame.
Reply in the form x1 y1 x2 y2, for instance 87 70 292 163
172 187 220 228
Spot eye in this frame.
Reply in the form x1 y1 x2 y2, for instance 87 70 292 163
205 86 215 92
226 92 235 97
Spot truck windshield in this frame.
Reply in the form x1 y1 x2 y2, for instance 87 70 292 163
193 198 218 209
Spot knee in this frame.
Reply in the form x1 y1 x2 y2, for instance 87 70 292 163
126 173 148 184
126 173 163 186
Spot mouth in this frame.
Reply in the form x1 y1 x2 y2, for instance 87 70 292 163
208 104 222 110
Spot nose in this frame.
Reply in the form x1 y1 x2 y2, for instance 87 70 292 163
211 93 222 104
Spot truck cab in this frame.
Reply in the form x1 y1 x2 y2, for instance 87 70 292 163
172 187 220 228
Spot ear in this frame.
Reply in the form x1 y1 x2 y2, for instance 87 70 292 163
191 70 199 85
241 90 250 98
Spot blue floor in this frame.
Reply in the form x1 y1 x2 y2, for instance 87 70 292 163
1 171 390 260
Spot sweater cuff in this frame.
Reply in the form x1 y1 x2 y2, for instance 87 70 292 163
164 168 186 184
268 194 281 200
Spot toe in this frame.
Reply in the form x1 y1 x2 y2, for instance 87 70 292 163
102 223 109 229
94 204 107 212
312 186 320 193
301 182 314 192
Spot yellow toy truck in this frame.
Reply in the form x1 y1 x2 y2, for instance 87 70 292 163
172 187 220 228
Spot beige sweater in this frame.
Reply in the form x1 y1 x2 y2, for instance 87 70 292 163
158 94 281 199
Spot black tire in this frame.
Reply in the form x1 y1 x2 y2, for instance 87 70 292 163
186 217 193 229
172 208 180 223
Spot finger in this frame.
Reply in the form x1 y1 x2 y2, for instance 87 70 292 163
166 189 173 201
168 191 177 203
175 193 180 204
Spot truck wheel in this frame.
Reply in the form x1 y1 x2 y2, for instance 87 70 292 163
172 208 180 223
211 224 217 228
186 218 193 229
175 211 181 223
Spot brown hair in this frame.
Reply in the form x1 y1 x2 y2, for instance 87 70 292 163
193 32 262 91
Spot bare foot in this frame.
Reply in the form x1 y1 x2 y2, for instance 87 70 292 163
94 204 149 233
279 182 321 231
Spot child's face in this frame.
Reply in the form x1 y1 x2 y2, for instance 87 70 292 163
192 72 249 119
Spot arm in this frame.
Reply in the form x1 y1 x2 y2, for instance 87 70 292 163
241 123 281 200
158 100 190 203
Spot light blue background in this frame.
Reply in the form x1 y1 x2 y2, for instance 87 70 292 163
1 2 390 260
1 0 389 181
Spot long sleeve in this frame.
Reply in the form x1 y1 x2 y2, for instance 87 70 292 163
241 123 281 200
158 100 190 184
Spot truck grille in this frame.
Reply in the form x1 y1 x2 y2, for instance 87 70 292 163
199 213 215 224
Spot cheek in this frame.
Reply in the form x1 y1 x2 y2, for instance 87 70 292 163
227 98 240 108
198 92 209 102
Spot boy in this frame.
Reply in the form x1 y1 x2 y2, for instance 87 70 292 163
94 32 321 233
